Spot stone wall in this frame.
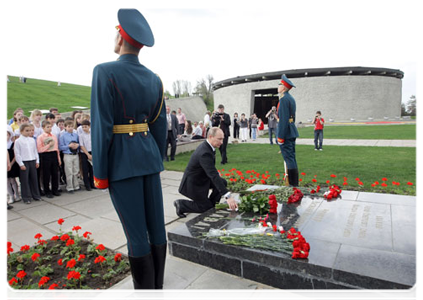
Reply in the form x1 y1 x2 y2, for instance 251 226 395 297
165 96 208 124
214 75 402 123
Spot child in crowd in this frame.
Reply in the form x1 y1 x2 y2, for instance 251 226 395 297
56 118 66 185
10 109 23 131
14 124 41 204
59 120 80 193
73 113 83 131
77 114 90 136
239 113 249 142
250 114 258 141
45 113 61 140
79 120 95 191
7 127 21 204
30 109 44 139
37 120 61 198
14 115 30 138
258 118 264 136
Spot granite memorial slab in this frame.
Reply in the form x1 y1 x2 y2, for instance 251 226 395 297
168 185 416 289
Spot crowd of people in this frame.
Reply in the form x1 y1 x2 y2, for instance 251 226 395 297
7 107 94 210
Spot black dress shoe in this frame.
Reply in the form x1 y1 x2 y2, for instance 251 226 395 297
46 194 54 199
173 200 186 218
39 190 46 196
32 198 41 201
86 186 92 191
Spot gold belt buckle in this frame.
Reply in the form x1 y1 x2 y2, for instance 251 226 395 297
289 118 294 123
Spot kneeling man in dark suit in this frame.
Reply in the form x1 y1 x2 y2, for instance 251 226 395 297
174 127 238 217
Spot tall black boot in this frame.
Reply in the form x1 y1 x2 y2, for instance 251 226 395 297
128 253 155 289
151 243 167 289
288 169 299 187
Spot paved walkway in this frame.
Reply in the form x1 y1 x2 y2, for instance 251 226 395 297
7 171 273 291
242 137 416 147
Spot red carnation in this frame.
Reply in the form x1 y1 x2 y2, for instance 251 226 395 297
301 172 306 176
407 182 413 186
343 182 348 186
51 235 59 241
114 253 122 262
382 177 387 181
31 253 40 262
94 255 106 264
381 183 387 187
96 244 105 251
66 258 76 269
57 259 63 266
330 174 336 178
312 178 317 183
38 276 50 287
9 277 18 286
16 270 27 280
67 270 81 280
48 283 59 289
83 231 92 239
66 239 75 247
78 254 86 262
72 225 82 232
60 234 70 241
34 233 43 239
20 245 30 252
58 218 65 225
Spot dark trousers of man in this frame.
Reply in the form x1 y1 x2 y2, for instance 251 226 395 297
268 127 277 144
219 134 229 164
19 160 41 201
81 152 94 188
178 124 185 135
39 152 59 195
233 125 239 139
314 130 323 150
280 138 299 186
165 131 177 161
178 178 227 213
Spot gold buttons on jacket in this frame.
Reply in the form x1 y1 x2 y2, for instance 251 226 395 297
129 120 134 124
129 132 134 136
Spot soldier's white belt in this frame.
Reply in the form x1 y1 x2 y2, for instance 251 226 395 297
113 123 149 136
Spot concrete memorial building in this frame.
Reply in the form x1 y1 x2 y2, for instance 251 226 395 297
213 66 403 124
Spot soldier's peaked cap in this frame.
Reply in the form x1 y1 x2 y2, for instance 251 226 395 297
117 9 154 48
279 74 295 89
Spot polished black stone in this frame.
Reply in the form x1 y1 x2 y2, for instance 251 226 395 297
168 185 416 289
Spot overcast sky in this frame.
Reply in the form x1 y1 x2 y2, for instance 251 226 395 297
2 0 419 104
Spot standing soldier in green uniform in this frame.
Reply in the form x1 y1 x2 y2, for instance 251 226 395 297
90 9 167 289
277 74 299 186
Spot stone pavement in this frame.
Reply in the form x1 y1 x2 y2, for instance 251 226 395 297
6 171 273 290
243 137 416 147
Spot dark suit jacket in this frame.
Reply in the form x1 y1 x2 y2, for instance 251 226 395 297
166 114 178 139
211 113 231 137
179 141 228 201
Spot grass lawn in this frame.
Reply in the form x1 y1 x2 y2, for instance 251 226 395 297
164 143 416 195
7 76 91 119
262 124 416 140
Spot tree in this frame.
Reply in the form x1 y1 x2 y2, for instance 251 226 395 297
172 80 191 98
194 75 214 111
406 95 416 116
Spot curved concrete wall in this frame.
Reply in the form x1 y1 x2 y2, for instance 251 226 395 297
165 96 208 123
214 75 402 123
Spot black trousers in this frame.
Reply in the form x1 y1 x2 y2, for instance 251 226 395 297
39 152 59 194
19 160 40 201
233 125 240 139
81 152 94 188
165 131 177 160
178 124 185 135
178 178 227 214
219 134 229 163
